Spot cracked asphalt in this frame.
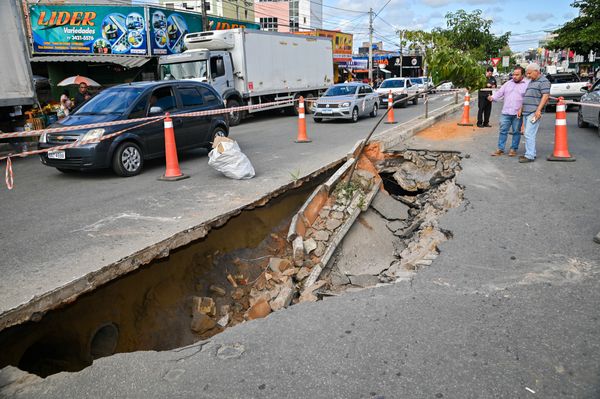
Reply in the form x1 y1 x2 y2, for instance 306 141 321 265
3 105 600 398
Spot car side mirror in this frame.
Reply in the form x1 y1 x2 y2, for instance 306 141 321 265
149 106 164 115
580 87 589 93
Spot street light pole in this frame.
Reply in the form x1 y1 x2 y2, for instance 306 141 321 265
368 8 373 84
397 29 404 77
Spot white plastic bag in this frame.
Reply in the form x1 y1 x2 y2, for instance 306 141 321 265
208 140 255 179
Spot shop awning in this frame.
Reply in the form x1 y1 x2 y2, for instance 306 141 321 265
30 55 152 69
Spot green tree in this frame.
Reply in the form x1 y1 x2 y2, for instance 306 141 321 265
549 0 600 53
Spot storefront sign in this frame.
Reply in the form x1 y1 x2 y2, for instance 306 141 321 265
30 4 148 55
148 7 202 55
207 16 259 31
295 30 353 62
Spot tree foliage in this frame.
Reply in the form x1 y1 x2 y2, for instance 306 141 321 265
403 9 509 89
549 0 600 53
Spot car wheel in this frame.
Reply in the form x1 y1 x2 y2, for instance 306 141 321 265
351 107 359 123
412 96 419 105
577 108 588 128
398 98 407 108
56 168 76 174
226 99 242 126
112 141 143 177
314 117 322 123
370 103 378 117
205 126 228 150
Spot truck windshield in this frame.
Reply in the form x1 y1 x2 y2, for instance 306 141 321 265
75 87 144 115
324 85 357 96
160 61 208 80
380 80 405 88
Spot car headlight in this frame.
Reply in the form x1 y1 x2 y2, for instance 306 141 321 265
341 102 350 108
80 128 105 142
39 131 47 143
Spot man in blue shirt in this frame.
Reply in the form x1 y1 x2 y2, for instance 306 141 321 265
518 63 551 163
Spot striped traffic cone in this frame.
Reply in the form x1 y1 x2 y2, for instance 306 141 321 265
159 113 189 181
295 96 312 143
547 97 575 162
457 92 473 126
384 91 397 124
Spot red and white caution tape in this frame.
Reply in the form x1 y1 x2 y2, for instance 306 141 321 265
5 157 13 190
0 98 296 140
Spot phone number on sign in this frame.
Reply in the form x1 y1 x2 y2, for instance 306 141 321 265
71 35 95 41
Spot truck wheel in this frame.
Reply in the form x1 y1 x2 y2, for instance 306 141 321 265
112 141 143 177
226 99 242 126
305 94 317 114
370 103 378 117
350 107 359 123
577 108 588 128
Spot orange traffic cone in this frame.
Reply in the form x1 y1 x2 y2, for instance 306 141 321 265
384 90 397 124
159 113 189 181
295 96 312 143
547 98 575 162
457 92 473 126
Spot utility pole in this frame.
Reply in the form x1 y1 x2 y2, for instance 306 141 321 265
397 29 404 77
201 0 209 32
368 8 373 84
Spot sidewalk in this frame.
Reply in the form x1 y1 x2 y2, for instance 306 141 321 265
4 106 599 397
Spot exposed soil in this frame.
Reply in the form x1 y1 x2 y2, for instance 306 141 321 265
415 119 481 141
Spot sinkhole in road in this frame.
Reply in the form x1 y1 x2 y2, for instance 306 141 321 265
0 149 463 379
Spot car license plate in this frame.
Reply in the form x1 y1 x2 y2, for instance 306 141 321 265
48 150 65 160
321 109 333 114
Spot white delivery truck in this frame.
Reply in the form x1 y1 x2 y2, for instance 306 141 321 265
158 28 334 125
0 0 36 118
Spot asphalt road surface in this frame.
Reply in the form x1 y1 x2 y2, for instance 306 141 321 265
0 94 458 323
6 103 599 398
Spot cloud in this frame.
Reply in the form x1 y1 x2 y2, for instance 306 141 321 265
526 12 553 22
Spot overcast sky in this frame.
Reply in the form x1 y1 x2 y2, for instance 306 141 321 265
321 0 577 52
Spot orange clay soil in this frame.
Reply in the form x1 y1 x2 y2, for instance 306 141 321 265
415 119 481 141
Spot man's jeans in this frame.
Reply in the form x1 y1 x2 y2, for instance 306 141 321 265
523 113 542 160
497 114 522 151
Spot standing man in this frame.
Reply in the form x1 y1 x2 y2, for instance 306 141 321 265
74 82 90 107
487 66 529 156
518 63 551 163
477 66 497 128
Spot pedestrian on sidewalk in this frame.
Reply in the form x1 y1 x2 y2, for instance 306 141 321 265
477 66 497 128
518 63 551 163
488 66 529 157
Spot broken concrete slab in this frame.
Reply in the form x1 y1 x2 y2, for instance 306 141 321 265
386 220 406 234
325 218 343 231
370 190 410 221
348 274 380 288
329 265 351 286
336 209 396 276
303 238 317 255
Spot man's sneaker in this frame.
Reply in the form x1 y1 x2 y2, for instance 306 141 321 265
508 149 517 157
491 149 504 156
518 156 534 163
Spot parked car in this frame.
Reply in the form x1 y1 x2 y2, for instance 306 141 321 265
39 81 229 177
546 73 590 109
312 82 379 123
375 78 419 108
409 77 428 95
577 79 600 136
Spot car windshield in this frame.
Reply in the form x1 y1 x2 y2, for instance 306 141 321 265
324 85 357 96
160 61 208 80
75 87 144 115
410 78 423 85
380 80 405 88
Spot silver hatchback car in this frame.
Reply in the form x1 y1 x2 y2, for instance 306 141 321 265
578 79 600 136
312 82 379 123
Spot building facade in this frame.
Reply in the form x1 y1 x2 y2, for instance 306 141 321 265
159 0 256 24
254 0 322 33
